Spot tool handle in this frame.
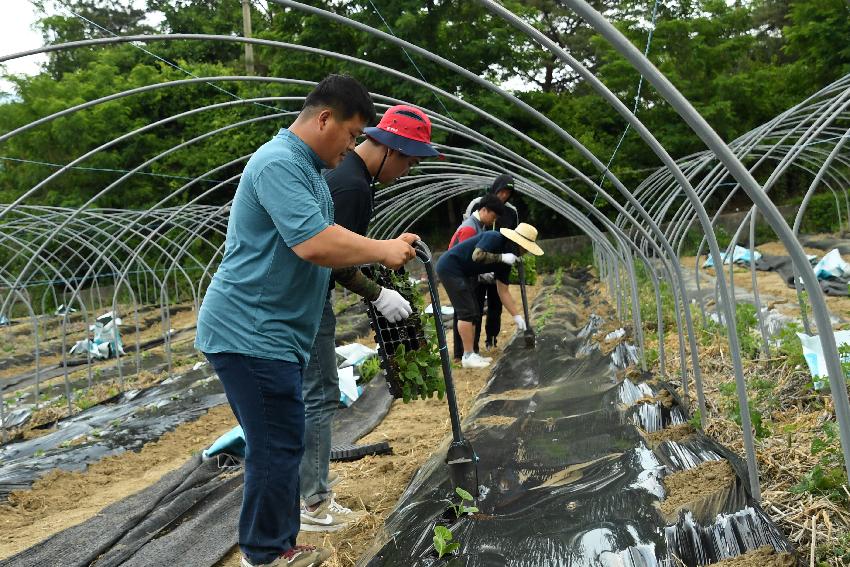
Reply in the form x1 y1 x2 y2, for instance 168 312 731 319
412 239 464 444
517 258 532 325
412 239 432 263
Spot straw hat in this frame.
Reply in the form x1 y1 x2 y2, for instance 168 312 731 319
500 223 543 256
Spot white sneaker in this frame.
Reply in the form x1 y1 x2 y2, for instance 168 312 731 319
300 494 365 532
461 352 491 369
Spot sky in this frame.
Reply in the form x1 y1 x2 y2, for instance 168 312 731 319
0 0 159 94
0 1 46 82
0 0 529 95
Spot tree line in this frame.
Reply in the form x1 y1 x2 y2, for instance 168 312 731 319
0 0 848 242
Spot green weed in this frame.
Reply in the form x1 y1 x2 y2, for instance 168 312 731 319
792 421 848 502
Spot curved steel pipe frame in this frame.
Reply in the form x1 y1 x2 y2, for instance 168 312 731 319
0 3 847 499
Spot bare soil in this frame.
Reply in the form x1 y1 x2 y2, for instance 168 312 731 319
658 459 736 519
640 423 696 450
680 240 850 321
710 546 797 567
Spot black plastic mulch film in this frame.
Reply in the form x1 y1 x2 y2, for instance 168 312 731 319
358 271 796 567
361 265 429 399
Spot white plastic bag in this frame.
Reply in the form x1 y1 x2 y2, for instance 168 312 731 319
335 343 378 369
702 245 762 268
424 304 454 317
796 330 850 390
338 366 361 406
813 249 850 280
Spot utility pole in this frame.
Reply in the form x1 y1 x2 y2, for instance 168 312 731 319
241 0 254 75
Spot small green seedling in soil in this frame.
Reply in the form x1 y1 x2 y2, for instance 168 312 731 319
447 487 479 519
687 409 702 431
433 525 459 559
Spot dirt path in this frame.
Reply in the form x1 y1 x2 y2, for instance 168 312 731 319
0 404 238 558
681 240 850 321
0 283 541 567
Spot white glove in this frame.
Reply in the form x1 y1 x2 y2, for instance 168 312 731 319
478 272 495 285
501 253 517 265
372 287 412 323
513 315 527 331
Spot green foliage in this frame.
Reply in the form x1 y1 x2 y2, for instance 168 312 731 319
792 421 848 503
783 0 850 90
734 303 761 360
795 192 844 235
358 355 381 384
634 262 676 332
1 0 843 244
387 271 425 313
393 333 444 404
816 530 850 565
718 381 771 440
688 409 702 431
509 255 537 285
537 248 591 273
774 322 806 369
534 267 564 333
432 525 459 559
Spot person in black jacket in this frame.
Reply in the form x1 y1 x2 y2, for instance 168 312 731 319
463 173 519 349
300 105 440 533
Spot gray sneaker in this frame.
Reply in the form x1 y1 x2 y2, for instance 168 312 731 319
241 545 331 567
300 493 366 532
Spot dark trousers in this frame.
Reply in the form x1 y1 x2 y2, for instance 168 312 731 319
483 282 503 344
204 352 305 565
452 285 487 359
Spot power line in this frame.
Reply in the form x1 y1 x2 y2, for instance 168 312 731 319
0 156 239 186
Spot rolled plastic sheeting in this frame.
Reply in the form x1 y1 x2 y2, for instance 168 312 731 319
0 455 241 567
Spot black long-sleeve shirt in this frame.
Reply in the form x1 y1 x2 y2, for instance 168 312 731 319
323 152 382 301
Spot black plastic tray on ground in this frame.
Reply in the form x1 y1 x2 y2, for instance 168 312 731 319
360 265 428 399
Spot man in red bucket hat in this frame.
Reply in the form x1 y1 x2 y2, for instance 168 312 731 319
299 104 440 532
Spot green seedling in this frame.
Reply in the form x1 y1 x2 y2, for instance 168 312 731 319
394 338 445 404
432 525 459 559
447 487 479 519
687 409 702 431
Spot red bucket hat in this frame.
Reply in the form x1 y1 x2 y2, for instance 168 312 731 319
364 105 440 158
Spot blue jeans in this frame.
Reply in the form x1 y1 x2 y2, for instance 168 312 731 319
299 297 339 506
204 352 304 566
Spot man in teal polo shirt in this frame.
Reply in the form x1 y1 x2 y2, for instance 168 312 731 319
196 75 415 567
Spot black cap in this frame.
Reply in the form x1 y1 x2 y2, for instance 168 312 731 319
478 194 506 216
490 173 515 195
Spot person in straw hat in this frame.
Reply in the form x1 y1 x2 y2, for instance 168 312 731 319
436 222 544 368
